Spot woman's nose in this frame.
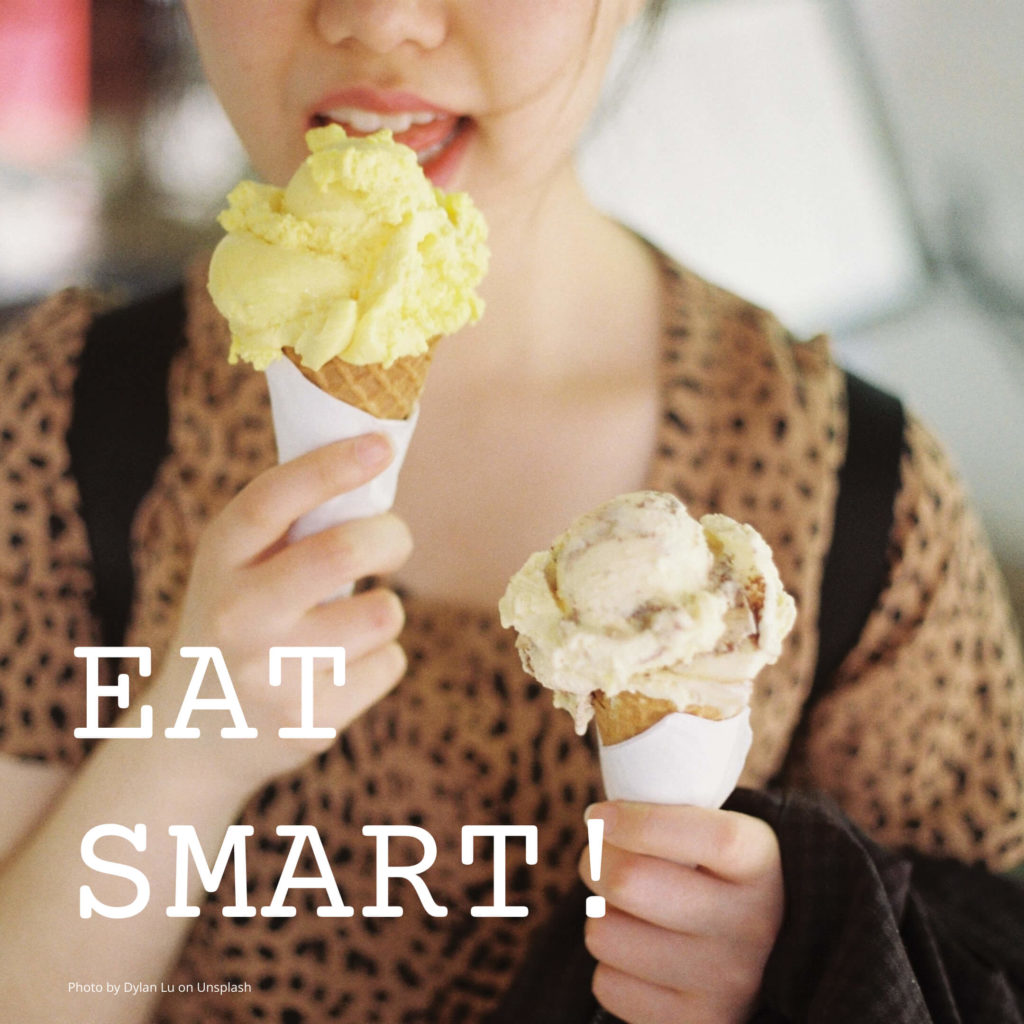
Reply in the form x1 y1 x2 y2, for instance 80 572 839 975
315 0 448 54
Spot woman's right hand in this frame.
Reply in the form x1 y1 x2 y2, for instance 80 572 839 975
145 432 412 789
0 433 411 1024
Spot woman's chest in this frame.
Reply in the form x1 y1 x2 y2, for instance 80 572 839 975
392 372 662 606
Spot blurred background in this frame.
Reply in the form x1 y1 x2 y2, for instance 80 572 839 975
1 0 1022 625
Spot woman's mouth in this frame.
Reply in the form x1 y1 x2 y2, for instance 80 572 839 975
310 106 473 185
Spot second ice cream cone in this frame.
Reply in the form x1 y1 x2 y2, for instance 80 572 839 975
283 341 437 421
593 690 728 745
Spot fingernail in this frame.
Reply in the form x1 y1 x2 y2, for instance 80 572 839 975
356 433 392 468
584 803 614 829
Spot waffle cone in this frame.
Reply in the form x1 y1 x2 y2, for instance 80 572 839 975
593 690 727 745
283 340 438 420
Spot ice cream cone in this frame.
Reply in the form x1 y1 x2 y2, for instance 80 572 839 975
283 341 437 421
592 690 727 745
597 704 754 806
500 492 796 741
209 126 486 396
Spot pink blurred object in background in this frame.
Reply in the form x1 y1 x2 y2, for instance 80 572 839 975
0 0 90 166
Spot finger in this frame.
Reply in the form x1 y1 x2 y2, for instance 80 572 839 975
591 962 699 1024
580 842 725 934
207 434 394 566
588 802 780 883
328 641 408 727
585 908 720 993
579 839 783 943
293 588 406 662
249 513 412 611
266 641 407 759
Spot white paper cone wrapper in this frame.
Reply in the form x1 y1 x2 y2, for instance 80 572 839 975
597 706 752 808
265 356 419 543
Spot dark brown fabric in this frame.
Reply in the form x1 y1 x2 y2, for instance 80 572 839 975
488 788 1024 1024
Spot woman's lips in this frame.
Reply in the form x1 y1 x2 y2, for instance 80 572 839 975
416 116 472 187
310 100 473 185
312 108 459 152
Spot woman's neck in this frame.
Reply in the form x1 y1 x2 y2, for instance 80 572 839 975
390 165 665 607
456 164 656 383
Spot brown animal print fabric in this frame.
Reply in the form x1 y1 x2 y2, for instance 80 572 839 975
1 253 1022 1022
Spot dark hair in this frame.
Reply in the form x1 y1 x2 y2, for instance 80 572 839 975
641 0 673 43
581 0 673 135
644 0 671 28
612 0 673 98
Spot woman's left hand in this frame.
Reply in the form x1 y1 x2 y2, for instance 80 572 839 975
580 801 784 1024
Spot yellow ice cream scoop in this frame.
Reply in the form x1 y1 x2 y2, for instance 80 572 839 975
208 124 488 375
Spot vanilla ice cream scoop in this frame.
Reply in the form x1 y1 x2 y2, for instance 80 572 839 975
499 491 797 735
552 491 715 629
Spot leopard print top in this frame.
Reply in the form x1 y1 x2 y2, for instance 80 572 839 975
2 254 1022 1023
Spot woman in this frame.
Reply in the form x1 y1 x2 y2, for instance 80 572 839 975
1 2 1021 1022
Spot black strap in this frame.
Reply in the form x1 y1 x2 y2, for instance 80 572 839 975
812 371 906 704
67 285 187 649
765 371 905 792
